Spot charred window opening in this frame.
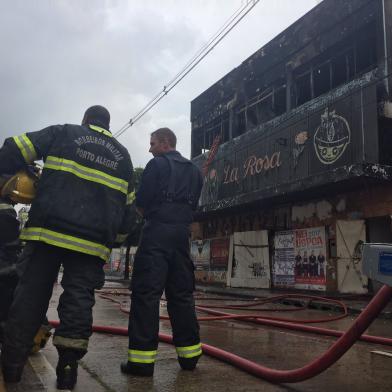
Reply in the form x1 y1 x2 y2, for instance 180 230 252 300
313 62 331 98
291 22 377 109
199 114 230 155
274 85 287 115
247 105 259 129
256 92 274 124
235 83 286 136
236 110 246 137
191 129 204 158
355 23 377 74
295 72 311 106
332 51 348 88
222 115 230 143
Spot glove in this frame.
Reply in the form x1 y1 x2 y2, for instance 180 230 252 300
31 323 52 354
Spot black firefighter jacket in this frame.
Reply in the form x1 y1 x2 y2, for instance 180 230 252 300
0 124 134 262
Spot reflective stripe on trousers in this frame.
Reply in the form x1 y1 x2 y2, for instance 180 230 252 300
176 343 202 358
128 349 157 364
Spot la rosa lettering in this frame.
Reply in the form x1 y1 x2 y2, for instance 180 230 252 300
223 151 281 184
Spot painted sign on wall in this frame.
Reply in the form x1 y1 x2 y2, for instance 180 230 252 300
194 82 377 210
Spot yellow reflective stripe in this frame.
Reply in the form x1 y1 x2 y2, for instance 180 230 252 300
126 191 135 205
128 349 157 364
89 124 112 137
115 233 128 243
13 134 37 163
53 336 88 350
45 156 128 194
176 343 202 358
20 227 110 261
0 203 14 211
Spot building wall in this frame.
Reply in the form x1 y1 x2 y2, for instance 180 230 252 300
191 183 392 292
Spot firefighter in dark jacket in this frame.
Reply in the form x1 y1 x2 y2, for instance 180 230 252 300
0 105 134 390
0 192 21 341
0 171 53 354
121 127 203 377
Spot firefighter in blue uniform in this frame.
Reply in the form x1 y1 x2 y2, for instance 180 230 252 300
121 127 203 377
0 106 134 390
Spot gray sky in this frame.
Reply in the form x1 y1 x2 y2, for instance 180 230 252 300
0 0 320 167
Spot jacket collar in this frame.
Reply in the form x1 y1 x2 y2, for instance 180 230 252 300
88 124 112 137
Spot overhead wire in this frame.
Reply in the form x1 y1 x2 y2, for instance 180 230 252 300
113 0 260 138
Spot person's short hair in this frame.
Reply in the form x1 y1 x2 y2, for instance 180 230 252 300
83 105 110 130
151 128 177 148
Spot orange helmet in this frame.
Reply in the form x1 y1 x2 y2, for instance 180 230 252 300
1 169 39 204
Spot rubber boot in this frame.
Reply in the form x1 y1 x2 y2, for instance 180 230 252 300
56 348 84 390
1 362 24 383
1 346 26 383
120 361 154 377
178 354 202 371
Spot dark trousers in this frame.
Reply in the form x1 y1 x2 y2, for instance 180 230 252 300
2 242 104 365
0 276 18 342
129 221 199 352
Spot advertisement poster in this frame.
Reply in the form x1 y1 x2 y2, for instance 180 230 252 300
294 227 327 290
273 231 295 287
191 240 210 270
210 237 230 270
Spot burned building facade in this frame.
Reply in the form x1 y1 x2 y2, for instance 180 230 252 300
190 0 392 293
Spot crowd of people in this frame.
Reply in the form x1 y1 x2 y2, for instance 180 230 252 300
0 106 203 390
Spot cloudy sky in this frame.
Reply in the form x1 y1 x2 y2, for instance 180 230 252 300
0 0 320 167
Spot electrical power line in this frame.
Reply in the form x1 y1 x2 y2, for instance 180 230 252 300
114 0 260 138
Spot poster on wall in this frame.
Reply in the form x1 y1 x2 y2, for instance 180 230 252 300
229 230 270 289
273 231 295 287
294 227 327 291
210 237 230 270
191 240 210 270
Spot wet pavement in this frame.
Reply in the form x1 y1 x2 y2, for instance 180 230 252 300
1 279 391 391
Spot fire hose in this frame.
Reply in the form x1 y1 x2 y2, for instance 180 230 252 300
50 284 392 383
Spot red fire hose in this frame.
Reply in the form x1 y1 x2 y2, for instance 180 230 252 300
50 284 392 383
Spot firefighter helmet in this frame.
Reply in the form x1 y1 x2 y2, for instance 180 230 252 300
1 169 39 204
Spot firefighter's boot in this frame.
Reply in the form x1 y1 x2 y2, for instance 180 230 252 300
120 361 154 377
178 354 202 371
1 347 25 382
1 362 24 383
56 348 82 390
